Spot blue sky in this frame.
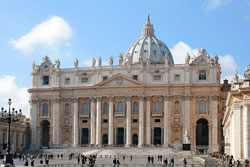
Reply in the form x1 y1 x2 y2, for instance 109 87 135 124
0 0 250 116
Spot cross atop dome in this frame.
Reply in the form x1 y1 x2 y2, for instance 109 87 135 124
142 14 154 36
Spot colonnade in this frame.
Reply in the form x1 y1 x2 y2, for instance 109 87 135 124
72 96 171 147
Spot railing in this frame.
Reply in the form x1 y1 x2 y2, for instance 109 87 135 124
79 113 89 118
151 112 163 117
114 112 125 117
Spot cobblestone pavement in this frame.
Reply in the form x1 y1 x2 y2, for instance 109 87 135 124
0 148 203 166
0 157 202 167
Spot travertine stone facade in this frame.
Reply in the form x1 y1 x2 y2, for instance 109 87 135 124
0 116 30 152
29 15 222 151
223 68 250 160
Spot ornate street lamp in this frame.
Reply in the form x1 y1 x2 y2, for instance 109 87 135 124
0 99 22 166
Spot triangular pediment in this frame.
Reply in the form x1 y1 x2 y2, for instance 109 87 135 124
95 73 145 87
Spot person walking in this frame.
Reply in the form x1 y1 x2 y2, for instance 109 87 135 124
184 158 187 166
24 159 29 166
113 158 117 166
31 159 34 166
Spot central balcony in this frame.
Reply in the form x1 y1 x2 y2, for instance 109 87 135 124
114 112 125 117
151 112 163 117
79 113 89 118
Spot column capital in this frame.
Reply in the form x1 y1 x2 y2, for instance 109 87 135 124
108 96 114 101
211 95 219 101
90 97 96 101
31 98 38 104
163 95 171 101
52 98 60 103
73 97 79 103
96 96 102 101
138 95 144 100
146 96 151 101
125 96 132 101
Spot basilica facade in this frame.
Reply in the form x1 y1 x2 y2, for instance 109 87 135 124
29 15 222 151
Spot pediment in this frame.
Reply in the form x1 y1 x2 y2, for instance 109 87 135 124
95 73 145 87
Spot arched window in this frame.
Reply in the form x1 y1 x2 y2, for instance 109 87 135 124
133 102 138 113
174 101 180 113
82 102 88 114
43 103 48 115
200 100 206 113
118 101 124 112
65 103 70 116
103 103 108 115
154 100 161 112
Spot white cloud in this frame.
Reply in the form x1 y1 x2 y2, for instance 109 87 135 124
0 76 29 117
171 41 238 83
219 54 238 82
9 16 72 56
204 0 231 11
170 41 199 64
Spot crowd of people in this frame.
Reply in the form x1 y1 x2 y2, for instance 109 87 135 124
209 152 250 167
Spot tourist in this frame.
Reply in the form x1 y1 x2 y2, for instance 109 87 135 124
31 159 34 166
40 159 43 164
171 158 175 167
77 156 80 164
236 160 241 167
184 158 187 166
148 155 151 164
151 156 154 164
117 158 120 166
245 159 249 167
130 155 132 161
113 158 117 166
24 159 29 166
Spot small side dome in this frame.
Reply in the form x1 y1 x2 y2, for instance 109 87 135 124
124 14 174 65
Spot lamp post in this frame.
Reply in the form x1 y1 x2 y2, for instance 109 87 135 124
0 99 22 166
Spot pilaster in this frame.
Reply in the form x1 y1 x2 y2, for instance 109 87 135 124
146 96 151 145
72 98 79 146
108 96 114 145
138 96 144 147
52 98 60 147
125 96 132 147
96 97 102 146
90 97 96 145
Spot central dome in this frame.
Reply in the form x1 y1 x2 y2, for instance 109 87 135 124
124 14 174 65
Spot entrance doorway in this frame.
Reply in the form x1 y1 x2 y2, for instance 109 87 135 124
132 134 138 145
102 134 108 145
116 128 125 145
196 119 209 146
81 128 89 145
41 120 50 146
154 127 162 145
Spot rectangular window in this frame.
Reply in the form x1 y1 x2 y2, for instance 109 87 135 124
155 119 161 123
103 119 108 123
81 77 89 83
154 75 161 80
16 134 19 146
199 70 206 80
65 78 70 85
22 135 25 146
3 133 5 144
43 76 49 85
103 76 108 81
133 119 138 123
82 120 88 123
133 75 138 80
174 74 180 81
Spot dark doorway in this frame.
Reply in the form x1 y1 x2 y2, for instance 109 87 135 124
117 128 125 145
196 119 209 146
41 120 50 146
132 134 138 145
102 134 108 145
154 127 162 145
81 128 89 145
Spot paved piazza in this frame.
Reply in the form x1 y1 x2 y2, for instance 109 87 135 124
1 148 202 166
